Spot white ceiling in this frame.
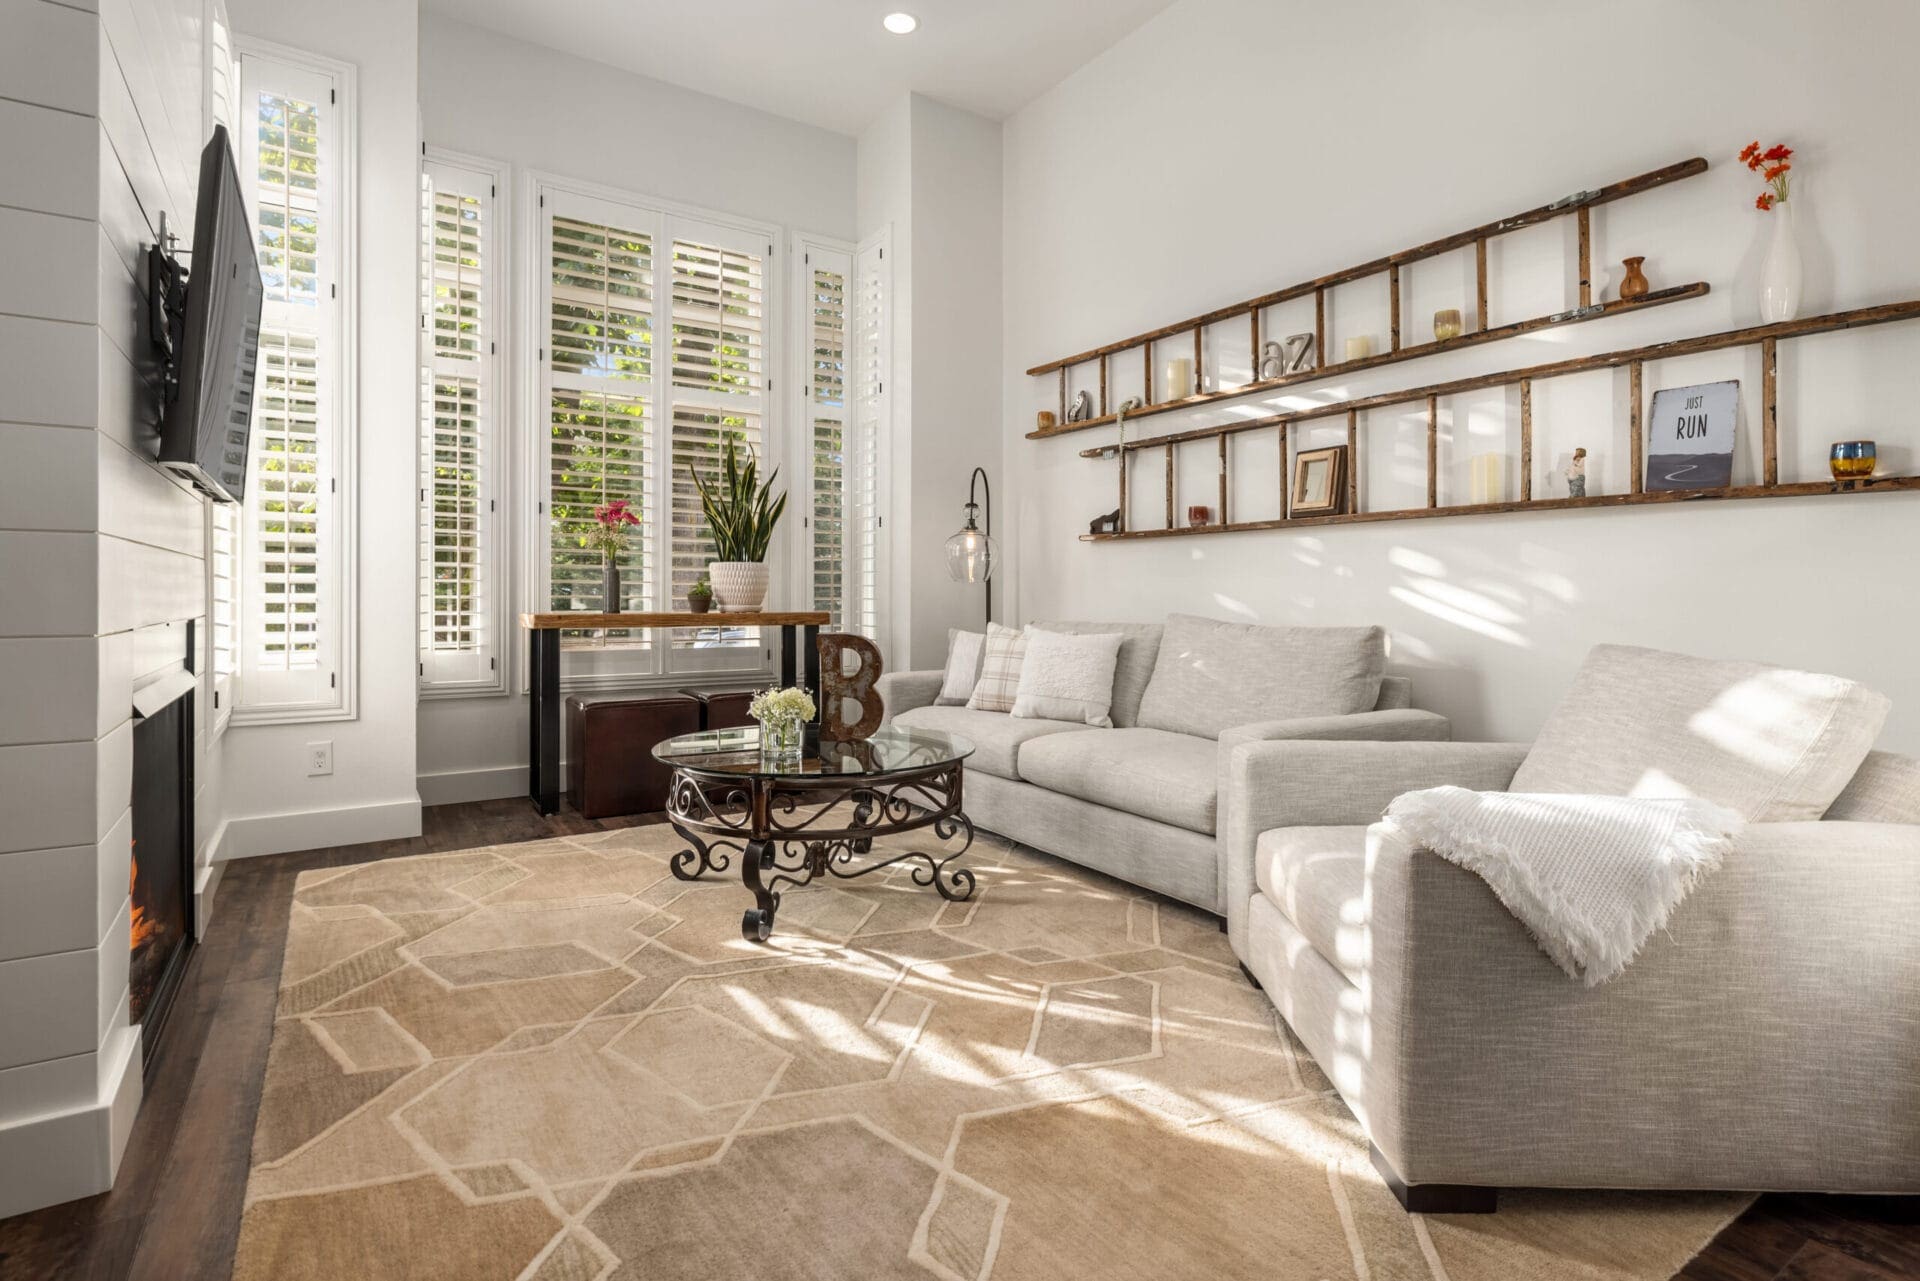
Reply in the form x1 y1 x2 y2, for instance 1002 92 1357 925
422 0 1175 136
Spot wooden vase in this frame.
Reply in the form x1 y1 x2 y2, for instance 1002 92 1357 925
1619 256 1650 301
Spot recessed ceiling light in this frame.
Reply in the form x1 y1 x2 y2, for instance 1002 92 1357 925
883 12 918 34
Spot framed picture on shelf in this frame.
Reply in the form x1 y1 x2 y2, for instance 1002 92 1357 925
1646 379 1740 490
1290 446 1347 517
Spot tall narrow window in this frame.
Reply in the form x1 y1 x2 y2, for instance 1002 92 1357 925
804 248 851 628
547 206 654 645
237 47 349 716
419 154 502 692
847 236 889 640
668 227 766 656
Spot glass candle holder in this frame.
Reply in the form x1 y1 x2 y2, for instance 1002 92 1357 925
1433 308 1463 342
1829 440 1876 480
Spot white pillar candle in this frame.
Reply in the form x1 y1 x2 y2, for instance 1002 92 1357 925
1164 356 1194 399
1469 453 1506 505
1344 335 1374 362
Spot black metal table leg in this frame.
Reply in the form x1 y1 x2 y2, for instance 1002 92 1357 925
779 623 797 687
803 624 820 719
739 837 778 942
527 628 560 815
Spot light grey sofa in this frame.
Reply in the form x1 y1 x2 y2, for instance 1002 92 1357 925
876 616 1450 914
1225 646 1920 1211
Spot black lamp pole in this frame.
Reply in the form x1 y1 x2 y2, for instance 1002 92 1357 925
967 466 991 627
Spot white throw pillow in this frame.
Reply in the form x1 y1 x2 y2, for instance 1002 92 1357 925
965 623 1028 714
1012 629 1124 726
936 629 987 706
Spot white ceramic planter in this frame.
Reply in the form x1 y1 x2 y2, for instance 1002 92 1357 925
707 560 769 612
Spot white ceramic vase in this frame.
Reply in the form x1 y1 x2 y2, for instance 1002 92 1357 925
1759 203 1802 323
707 560 769 612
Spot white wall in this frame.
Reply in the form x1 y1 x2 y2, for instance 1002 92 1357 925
0 0 231 1218
857 93 1004 669
1002 0 1920 751
414 14 858 802
220 0 422 851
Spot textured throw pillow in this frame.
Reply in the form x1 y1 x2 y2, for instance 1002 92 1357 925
935 629 987 706
1012 629 1124 726
1029 621 1163 727
965 623 1029 714
1510 643 1891 822
1135 614 1388 739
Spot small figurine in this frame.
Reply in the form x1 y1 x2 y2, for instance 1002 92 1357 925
1565 447 1589 498
1065 390 1093 423
1088 508 1122 535
1114 396 1145 414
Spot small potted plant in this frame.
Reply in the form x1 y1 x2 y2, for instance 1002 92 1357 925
585 499 639 612
687 577 714 614
690 438 786 612
749 684 814 765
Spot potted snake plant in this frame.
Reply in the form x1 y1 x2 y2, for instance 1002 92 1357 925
690 438 786 612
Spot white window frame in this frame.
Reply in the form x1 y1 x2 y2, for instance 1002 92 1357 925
232 39 357 725
518 171 784 692
418 147 508 697
787 229 889 641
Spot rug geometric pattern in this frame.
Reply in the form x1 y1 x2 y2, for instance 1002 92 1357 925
234 825 1747 1280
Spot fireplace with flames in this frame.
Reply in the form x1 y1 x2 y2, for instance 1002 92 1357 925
129 685 194 1056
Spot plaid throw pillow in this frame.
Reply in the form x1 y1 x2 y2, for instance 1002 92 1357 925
965 623 1028 713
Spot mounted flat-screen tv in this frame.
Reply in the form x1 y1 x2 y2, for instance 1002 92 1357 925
159 124 263 504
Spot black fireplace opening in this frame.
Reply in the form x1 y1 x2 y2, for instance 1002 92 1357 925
130 687 195 1072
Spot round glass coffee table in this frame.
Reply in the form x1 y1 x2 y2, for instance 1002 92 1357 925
653 725 977 942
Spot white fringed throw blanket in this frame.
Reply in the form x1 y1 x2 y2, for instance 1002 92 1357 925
1381 787 1744 986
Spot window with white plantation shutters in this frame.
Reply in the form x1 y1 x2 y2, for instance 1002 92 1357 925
846 236 889 640
546 203 655 643
803 249 851 629
237 47 349 716
210 500 238 731
668 228 765 654
419 154 503 692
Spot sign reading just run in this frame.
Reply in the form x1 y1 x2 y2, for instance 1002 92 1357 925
1646 379 1741 490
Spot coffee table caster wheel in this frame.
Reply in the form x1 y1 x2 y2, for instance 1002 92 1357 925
742 909 773 943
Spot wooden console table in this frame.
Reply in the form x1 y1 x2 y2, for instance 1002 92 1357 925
517 611 831 815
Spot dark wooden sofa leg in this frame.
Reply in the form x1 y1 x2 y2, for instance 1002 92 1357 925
1370 1145 1497 1214
1238 962 1263 991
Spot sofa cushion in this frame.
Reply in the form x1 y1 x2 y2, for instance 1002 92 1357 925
1013 628 1124 726
1016 727 1218 834
1135 614 1388 739
891 705 1089 781
1030 620 1163 727
1253 825 1370 986
935 628 986 706
965 622 1028 713
1509 644 1891 822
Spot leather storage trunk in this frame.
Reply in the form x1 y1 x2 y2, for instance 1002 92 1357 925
680 688 754 731
566 693 701 818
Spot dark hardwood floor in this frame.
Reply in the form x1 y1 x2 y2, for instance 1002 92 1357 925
0 798 1911 1281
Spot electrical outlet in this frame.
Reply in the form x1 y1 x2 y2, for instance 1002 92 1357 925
306 740 333 777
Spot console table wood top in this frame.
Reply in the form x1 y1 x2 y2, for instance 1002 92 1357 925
519 610 831 630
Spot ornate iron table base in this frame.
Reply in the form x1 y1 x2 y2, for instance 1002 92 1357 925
664 760 977 942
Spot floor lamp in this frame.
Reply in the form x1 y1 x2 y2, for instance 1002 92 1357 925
944 467 994 628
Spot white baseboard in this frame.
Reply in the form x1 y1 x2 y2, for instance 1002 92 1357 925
416 764 541 808
217 797 422 861
193 850 226 933
0 1023 141 1219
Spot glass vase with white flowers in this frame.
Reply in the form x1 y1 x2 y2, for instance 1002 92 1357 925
749 685 815 765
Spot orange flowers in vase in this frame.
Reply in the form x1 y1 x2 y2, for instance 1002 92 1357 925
1739 140 1802 322
1739 141 1793 212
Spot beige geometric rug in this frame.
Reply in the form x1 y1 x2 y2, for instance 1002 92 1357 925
233 824 1748 1281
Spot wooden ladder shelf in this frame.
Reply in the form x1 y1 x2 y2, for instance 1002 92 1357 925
1077 300 1920 541
1028 157 1709 440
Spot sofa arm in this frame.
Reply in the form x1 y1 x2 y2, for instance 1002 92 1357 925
876 669 944 723
1222 739 1529 953
1221 708 1452 749
1364 819 1920 1190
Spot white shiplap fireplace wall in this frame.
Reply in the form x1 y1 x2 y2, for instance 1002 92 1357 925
0 0 233 1218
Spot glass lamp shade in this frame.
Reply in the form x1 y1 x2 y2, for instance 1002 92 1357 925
944 525 996 583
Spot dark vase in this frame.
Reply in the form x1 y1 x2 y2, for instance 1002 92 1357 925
601 560 621 612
